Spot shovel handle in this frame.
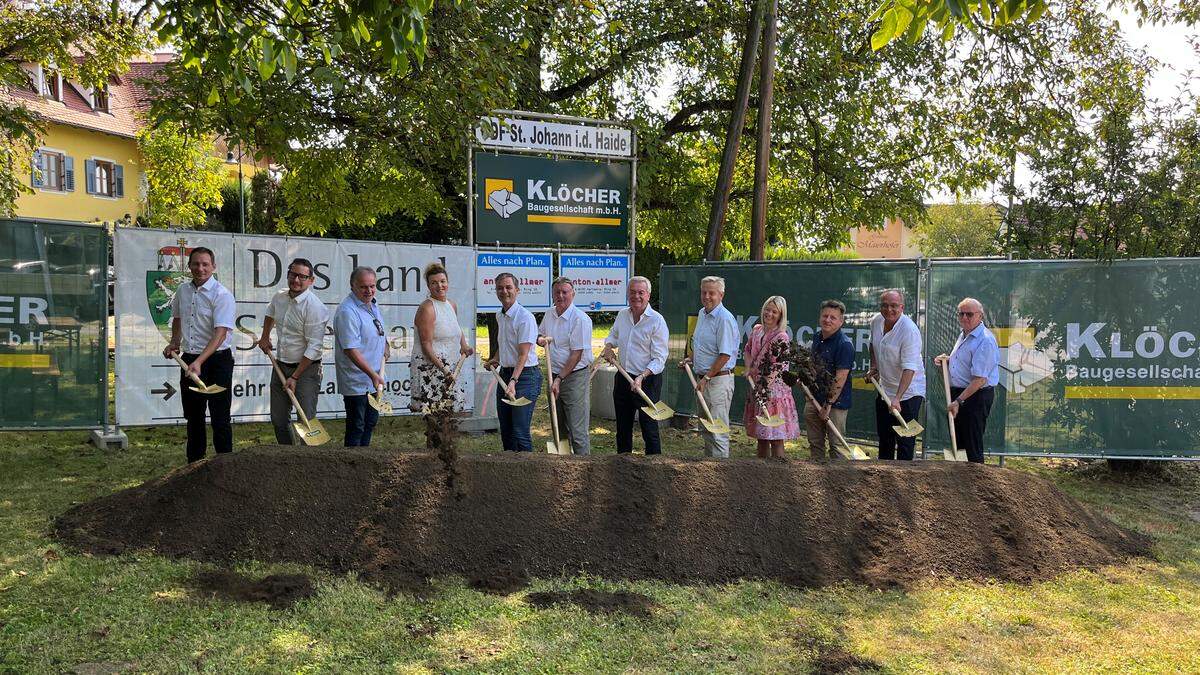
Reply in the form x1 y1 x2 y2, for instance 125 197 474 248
449 352 468 382
801 382 858 457
682 363 718 424
869 376 911 426
542 340 563 447
170 352 209 389
940 359 960 455
250 332 313 426
612 360 659 409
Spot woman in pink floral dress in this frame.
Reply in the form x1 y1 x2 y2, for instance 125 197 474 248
742 295 801 457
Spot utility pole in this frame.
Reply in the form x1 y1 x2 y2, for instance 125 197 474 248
238 144 245 234
703 0 766 262
749 0 778 261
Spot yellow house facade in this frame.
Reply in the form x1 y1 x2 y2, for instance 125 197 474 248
6 56 265 225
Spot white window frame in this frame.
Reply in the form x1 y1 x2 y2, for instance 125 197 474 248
36 146 69 193
91 156 118 199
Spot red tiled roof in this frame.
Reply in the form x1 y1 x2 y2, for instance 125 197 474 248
2 59 167 139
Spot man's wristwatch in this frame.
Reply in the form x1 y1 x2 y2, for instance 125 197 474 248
953 397 965 405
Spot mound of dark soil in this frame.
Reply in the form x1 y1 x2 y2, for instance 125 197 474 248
53 448 1150 591
526 590 656 618
190 570 314 609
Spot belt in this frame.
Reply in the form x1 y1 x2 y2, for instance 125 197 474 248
704 369 732 377
278 360 298 368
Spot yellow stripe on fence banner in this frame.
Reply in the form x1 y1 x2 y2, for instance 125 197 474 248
527 215 622 226
850 376 874 390
0 354 51 368
1065 386 1200 400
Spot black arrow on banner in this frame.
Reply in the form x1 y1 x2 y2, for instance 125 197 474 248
151 381 177 401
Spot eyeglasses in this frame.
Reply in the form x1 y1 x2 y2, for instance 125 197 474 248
287 271 312 280
372 318 385 336
880 303 902 309
957 311 979 317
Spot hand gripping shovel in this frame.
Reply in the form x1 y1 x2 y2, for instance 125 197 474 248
939 359 968 462
485 362 532 406
800 382 868 460
368 359 393 414
868 376 924 437
682 363 730 434
262 349 330 446
170 353 227 394
542 339 571 455
609 358 674 421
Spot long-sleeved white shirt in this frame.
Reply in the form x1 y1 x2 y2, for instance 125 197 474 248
870 312 926 400
605 305 669 375
265 288 329 363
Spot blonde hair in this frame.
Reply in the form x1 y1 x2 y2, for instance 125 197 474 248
424 262 448 281
760 295 788 332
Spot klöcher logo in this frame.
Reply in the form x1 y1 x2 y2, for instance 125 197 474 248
485 178 523 219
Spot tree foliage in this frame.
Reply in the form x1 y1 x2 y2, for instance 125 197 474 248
913 202 1003 257
138 120 227 228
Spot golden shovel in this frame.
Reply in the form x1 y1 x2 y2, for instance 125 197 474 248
542 338 572 455
747 381 786 427
484 362 532 406
169 353 227 394
368 359 393 414
800 382 868 460
682 362 730 434
262 348 330 446
868 376 924 437
609 358 674 421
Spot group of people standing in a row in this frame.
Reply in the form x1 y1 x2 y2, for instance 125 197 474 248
163 246 999 464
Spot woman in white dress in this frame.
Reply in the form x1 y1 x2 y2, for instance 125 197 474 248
410 263 474 412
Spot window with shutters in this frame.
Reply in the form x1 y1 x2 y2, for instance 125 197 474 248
42 151 64 191
93 84 109 112
94 160 115 196
43 70 61 101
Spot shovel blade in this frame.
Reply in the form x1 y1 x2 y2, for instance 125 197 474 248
293 421 331 446
756 414 786 428
502 396 532 406
700 418 731 434
189 384 227 394
640 402 674 421
891 420 923 437
546 441 572 455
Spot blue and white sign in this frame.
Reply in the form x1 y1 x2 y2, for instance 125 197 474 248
476 250 553 311
558 251 631 311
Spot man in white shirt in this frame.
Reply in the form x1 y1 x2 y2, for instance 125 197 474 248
601 276 670 455
538 277 594 455
680 275 738 458
257 258 330 445
484 272 541 451
865 288 926 460
161 246 236 463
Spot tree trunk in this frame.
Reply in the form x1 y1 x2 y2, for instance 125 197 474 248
749 0 778 261
703 0 766 262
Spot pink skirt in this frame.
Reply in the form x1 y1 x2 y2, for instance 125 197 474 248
743 384 801 440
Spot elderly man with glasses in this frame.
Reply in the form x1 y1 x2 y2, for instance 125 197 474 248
865 288 926 460
333 266 390 447
933 298 1000 464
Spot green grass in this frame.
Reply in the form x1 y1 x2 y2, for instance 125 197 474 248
2 413 1200 672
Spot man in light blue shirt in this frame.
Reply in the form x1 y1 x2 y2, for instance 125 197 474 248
680 275 739 458
934 297 1000 463
333 266 389 447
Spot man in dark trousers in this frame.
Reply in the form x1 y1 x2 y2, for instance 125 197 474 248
934 297 1000 464
162 247 236 463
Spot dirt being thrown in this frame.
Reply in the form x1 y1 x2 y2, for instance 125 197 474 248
54 448 1150 591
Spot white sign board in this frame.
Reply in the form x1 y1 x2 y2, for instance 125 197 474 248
475 116 633 158
475 251 552 311
113 228 475 426
558 252 630 311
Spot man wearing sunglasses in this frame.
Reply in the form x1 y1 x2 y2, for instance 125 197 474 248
258 258 330 445
934 298 999 464
333 266 390 446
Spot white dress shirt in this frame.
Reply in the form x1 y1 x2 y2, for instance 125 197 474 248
265 288 329 363
870 312 926 400
605 305 669 375
497 302 539 368
170 276 235 353
539 304 594 374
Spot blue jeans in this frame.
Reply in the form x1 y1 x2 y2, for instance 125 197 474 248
497 365 541 451
343 394 380 447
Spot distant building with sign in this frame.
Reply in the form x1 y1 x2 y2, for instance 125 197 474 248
849 216 923 259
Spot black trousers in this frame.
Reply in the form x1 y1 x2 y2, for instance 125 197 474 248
874 395 924 460
950 386 994 464
180 349 234 463
612 372 663 455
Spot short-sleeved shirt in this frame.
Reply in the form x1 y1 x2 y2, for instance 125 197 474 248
170 276 235 353
496 302 539 368
539 304 594 374
949 322 1000 388
691 302 739 373
333 294 387 396
264 288 329 363
604 305 669 375
870 313 926 400
812 329 855 410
